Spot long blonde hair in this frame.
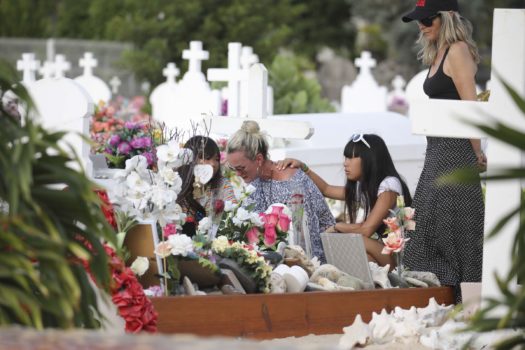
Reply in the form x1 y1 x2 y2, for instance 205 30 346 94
417 11 480 66
226 120 269 160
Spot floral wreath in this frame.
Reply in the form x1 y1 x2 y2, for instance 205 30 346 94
211 236 272 293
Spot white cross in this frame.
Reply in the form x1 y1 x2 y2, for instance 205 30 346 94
79 52 98 76
392 75 406 93
206 63 313 139
39 61 55 79
17 53 40 84
54 54 71 78
410 9 524 307
109 76 121 94
240 46 259 69
207 42 243 117
182 41 209 74
355 51 376 76
163 62 180 84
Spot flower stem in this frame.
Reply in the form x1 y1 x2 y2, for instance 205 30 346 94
163 257 168 296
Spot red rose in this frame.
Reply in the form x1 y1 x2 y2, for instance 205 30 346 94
214 199 225 215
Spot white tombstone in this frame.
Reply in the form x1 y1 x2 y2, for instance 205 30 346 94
205 64 313 140
171 41 219 129
238 45 273 116
39 61 55 79
207 42 243 117
29 74 94 175
387 75 409 115
53 54 71 78
341 51 387 113
405 69 430 105
109 76 121 95
410 9 524 307
74 52 111 104
17 53 40 86
150 62 180 126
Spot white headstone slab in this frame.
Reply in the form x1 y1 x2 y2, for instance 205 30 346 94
387 75 408 115
207 42 243 117
239 46 262 118
74 52 111 104
410 9 525 305
17 53 40 86
109 76 121 94
405 69 430 105
341 51 387 113
29 77 94 175
53 54 71 78
150 62 180 127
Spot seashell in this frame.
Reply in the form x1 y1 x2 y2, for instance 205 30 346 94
193 164 214 184
405 276 428 288
270 272 287 294
339 314 370 349
417 297 454 327
403 270 441 287
310 264 344 283
337 275 364 290
392 305 418 322
369 309 395 344
419 329 441 349
276 241 287 256
317 277 339 291
369 263 392 289
283 265 309 293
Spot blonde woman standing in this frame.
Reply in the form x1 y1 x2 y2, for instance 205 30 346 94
401 0 484 302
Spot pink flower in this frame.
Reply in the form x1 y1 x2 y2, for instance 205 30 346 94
271 205 284 216
154 241 173 258
263 224 277 246
277 214 291 232
403 207 415 220
381 231 409 255
404 219 416 231
245 227 260 244
264 213 279 226
383 217 400 232
163 223 177 238
117 142 131 155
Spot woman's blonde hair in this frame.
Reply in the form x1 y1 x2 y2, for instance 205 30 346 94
226 120 269 160
417 11 480 66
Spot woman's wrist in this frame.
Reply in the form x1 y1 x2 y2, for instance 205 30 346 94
300 162 310 174
333 223 339 232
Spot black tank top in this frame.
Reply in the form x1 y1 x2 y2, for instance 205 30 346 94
423 48 461 100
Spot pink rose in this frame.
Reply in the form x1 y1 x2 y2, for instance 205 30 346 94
383 217 400 232
264 213 279 226
263 224 277 246
271 205 284 216
163 223 177 238
403 207 415 220
277 214 291 232
404 219 416 231
381 232 409 255
245 226 261 244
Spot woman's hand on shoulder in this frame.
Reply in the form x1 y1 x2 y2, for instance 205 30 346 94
276 158 302 171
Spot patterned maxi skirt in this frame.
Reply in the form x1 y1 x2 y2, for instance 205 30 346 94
404 137 484 302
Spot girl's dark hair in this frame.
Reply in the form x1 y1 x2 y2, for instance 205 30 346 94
177 136 222 235
343 134 412 234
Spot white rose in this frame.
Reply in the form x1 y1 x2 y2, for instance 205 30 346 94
198 217 212 234
130 256 149 276
249 212 264 226
212 236 230 253
235 207 251 222
167 234 194 257
224 201 235 212
245 184 256 195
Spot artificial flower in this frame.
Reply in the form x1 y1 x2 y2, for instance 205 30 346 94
130 256 149 276
167 234 194 257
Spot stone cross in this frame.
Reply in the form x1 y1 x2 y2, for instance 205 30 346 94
17 53 40 85
79 52 98 76
109 76 121 94
206 64 313 139
392 75 406 93
409 9 524 305
39 61 55 79
163 62 180 84
54 54 71 78
182 41 209 77
240 46 261 117
355 51 376 76
207 42 243 117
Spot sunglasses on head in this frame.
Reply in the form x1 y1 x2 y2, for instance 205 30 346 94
419 14 440 27
350 133 371 149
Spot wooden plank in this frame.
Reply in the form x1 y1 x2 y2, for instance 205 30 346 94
151 287 454 339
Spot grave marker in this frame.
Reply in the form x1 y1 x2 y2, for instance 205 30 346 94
17 53 40 86
74 52 111 104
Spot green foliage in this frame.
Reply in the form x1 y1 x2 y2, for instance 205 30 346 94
269 53 335 114
0 62 116 329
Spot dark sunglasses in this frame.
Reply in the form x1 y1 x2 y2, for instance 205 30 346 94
419 14 440 27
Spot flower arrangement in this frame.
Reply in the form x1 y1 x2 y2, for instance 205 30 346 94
215 184 264 244
381 195 415 275
90 102 125 154
104 121 157 169
109 143 191 227
248 203 292 249
211 236 272 293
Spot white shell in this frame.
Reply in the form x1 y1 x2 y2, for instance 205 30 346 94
369 262 392 289
339 314 370 349
417 297 454 327
405 276 429 288
369 309 395 344
283 265 309 293
193 164 214 184
270 272 287 293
